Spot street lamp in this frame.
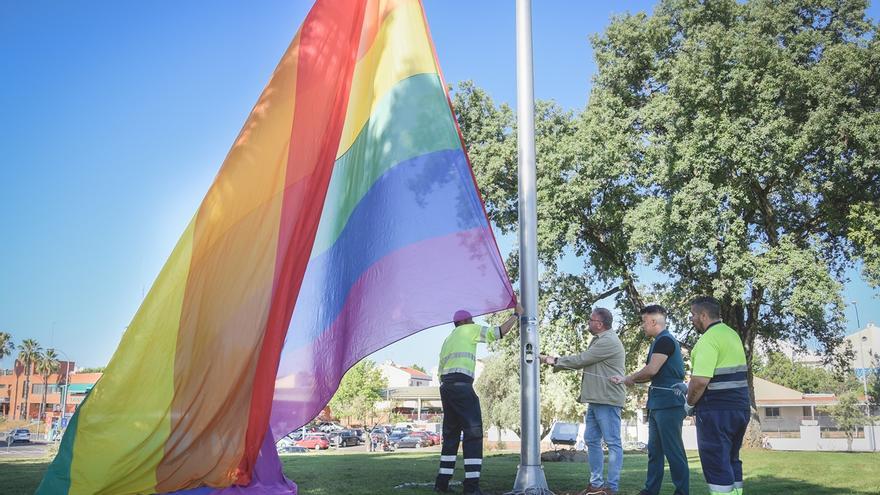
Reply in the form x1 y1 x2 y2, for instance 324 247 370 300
859 336 869 397
858 335 876 452
52 349 73 441
852 301 861 329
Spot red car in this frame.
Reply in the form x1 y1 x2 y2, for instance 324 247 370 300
409 431 435 446
295 434 330 450
426 432 442 445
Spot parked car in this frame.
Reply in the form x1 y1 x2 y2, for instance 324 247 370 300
4 429 31 444
351 428 367 442
317 422 344 433
388 431 408 444
395 434 432 449
390 427 410 437
277 445 309 454
426 432 442 445
295 433 330 450
329 429 360 447
408 431 435 446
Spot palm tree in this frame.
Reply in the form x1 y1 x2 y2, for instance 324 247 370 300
0 332 13 360
0 332 13 417
17 339 42 420
36 349 60 421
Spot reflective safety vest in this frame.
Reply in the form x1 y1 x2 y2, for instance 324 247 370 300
691 321 750 411
438 323 501 378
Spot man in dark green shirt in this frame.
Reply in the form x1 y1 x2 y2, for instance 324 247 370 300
611 305 688 495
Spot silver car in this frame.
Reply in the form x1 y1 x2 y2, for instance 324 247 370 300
5 428 31 444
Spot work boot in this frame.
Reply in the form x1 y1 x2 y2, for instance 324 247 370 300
434 480 450 493
462 486 484 495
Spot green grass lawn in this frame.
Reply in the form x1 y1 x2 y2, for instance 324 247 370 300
2 449 878 494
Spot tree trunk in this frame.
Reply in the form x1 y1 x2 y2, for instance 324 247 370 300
540 425 551 440
12 372 20 420
743 333 764 448
724 303 764 448
39 375 49 421
21 363 32 420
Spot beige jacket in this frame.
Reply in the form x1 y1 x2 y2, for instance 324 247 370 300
554 330 626 407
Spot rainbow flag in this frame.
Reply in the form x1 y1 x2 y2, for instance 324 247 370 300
37 0 514 493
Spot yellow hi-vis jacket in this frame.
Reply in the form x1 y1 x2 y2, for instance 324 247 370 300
438 323 501 378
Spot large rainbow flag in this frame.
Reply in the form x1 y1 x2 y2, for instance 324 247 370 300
37 0 515 493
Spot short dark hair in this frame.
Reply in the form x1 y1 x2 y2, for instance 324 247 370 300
640 304 667 316
593 307 613 329
690 296 721 319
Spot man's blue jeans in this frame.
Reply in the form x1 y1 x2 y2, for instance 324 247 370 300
585 403 623 491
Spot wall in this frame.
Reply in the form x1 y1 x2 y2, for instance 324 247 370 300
767 424 880 452
492 421 880 453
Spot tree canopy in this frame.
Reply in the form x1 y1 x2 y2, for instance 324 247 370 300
455 0 879 405
328 360 387 426
455 2 879 443
753 351 860 394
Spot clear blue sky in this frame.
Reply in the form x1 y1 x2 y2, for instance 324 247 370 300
2 1 878 371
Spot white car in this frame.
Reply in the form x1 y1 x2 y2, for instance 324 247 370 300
4 428 31 444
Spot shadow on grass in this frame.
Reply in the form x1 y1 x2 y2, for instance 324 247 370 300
0 459 49 495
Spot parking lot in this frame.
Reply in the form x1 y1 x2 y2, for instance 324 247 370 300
279 441 442 456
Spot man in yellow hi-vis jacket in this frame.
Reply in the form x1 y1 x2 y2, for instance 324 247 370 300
434 305 521 495
686 296 750 495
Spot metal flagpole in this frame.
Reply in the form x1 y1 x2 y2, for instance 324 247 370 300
509 0 552 493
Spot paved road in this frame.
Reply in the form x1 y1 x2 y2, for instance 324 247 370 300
0 441 50 459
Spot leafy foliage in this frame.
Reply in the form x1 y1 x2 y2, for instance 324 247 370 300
0 332 14 361
328 360 387 427
825 392 867 451
454 1 879 428
76 367 106 374
754 351 860 394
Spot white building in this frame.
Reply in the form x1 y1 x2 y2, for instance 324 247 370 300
755 336 824 367
378 361 432 388
845 322 880 378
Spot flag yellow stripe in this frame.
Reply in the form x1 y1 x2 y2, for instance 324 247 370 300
336 0 438 159
69 218 196 495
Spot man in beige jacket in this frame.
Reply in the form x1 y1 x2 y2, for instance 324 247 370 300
540 307 626 495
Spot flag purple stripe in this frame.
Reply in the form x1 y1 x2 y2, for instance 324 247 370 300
269 226 514 437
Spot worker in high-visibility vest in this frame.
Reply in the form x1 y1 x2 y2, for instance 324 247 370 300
434 305 521 495
686 296 751 495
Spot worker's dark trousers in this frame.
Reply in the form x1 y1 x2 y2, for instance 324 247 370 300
696 409 750 495
435 380 483 492
644 407 689 495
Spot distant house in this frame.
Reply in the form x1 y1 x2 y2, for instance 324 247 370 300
376 362 440 422
379 361 432 387
753 377 838 433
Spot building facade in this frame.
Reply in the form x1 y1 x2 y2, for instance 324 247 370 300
0 361 100 424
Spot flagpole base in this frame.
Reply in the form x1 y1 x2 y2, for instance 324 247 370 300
505 464 554 495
